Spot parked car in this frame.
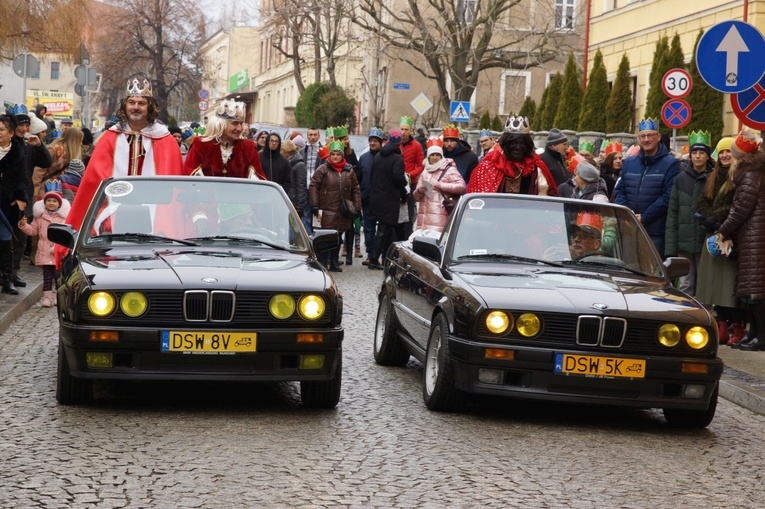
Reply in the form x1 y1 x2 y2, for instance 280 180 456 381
49 176 343 408
373 193 723 428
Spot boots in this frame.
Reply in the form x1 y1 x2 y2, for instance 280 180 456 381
0 240 17 295
41 291 54 308
717 320 729 344
729 322 747 345
340 245 347 257
355 246 363 258
328 247 342 272
345 247 353 266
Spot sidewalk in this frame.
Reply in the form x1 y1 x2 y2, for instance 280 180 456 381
1 263 764 417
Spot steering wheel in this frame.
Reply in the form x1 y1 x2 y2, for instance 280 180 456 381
572 250 607 261
226 227 274 237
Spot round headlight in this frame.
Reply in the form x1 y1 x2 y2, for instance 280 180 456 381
120 292 148 317
485 311 512 334
299 295 326 320
658 324 681 347
88 292 116 317
685 326 709 350
269 294 295 319
516 313 541 337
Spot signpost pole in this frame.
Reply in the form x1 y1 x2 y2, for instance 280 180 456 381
672 128 677 153
21 52 27 105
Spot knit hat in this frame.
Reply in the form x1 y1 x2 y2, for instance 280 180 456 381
388 130 402 146
426 145 443 157
575 161 600 183
715 137 734 153
730 130 761 159
29 113 48 135
67 159 86 177
292 134 306 149
547 128 567 146
168 125 182 135
44 191 63 206
15 113 30 125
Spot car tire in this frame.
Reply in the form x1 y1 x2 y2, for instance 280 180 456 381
423 313 464 411
300 349 342 409
373 293 409 366
662 384 718 429
56 340 93 405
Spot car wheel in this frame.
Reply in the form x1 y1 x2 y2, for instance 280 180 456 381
373 293 409 366
56 340 93 405
663 384 718 429
423 313 464 411
300 349 342 409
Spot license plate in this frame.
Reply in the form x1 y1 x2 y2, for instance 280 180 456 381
161 331 257 352
554 353 645 378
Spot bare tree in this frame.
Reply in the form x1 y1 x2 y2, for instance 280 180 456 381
354 0 577 114
0 0 88 62
93 0 206 122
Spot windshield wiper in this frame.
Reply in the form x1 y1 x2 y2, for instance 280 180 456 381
93 233 198 246
562 259 651 277
187 235 289 251
457 253 563 267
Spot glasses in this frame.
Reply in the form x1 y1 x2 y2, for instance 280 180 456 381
638 133 657 140
572 231 598 241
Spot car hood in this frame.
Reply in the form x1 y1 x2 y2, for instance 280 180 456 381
79 249 328 291
455 268 708 322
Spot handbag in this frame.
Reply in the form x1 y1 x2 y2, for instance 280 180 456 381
337 173 358 218
437 168 457 214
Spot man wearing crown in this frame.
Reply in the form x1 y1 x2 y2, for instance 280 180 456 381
184 99 265 180
64 78 184 234
614 118 680 257
478 130 495 161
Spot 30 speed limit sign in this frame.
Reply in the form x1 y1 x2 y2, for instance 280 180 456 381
662 68 693 99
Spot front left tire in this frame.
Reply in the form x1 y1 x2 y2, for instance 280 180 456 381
423 313 464 411
56 339 93 405
300 349 342 409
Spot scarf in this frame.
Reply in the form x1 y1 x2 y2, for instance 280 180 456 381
329 158 346 173
492 150 540 179
424 157 448 173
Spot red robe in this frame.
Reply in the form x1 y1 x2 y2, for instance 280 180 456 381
183 137 266 180
467 148 558 196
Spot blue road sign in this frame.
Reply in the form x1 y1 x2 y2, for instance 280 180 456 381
450 101 471 122
731 75 765 130
661 99 691 129
696 20 765 93
393 83 410 90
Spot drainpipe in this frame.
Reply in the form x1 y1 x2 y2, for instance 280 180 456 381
744 0 749 22
582 0 592 89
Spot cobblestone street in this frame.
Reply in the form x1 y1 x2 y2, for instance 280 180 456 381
1 265 764 508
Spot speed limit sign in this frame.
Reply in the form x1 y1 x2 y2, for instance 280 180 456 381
198 100 209 111
662 68 693 99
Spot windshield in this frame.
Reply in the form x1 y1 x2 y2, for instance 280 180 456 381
446 196 664 277
82 178 309 251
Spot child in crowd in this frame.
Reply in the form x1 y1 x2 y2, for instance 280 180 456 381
18 184 70 307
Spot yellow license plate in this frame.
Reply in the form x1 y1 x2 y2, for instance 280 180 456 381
555 353 645 378
161 331 257 352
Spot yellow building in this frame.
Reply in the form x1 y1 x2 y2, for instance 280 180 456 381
588 0 758 136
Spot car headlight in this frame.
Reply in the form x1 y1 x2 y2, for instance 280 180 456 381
269 294 295 319
299 295 325 320
516 313 541 337
658 323 681 347
120 292 148 317
485 311 512 334
685 326 709 350
88 292 116 317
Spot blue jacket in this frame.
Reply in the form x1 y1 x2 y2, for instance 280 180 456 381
359 148 380 206
614 144 680 237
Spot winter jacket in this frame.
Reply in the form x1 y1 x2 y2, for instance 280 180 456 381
613 143 680 237
557 178 609 201
400 137 424 185
718 150 765 301
665 162 711 257
258 134 292 191
368 143 408 225
412 159 465 232
539 147 570 187
444 141 479 183
19 198 71 266
309 162 362 232
0 137 29 224
287 152 307 214
359 147 380 206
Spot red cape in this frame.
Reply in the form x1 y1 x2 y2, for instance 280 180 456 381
467 149 558 196
183 137 266 180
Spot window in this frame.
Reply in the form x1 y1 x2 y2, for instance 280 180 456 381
51 61 60 80
555 0 575 30
463 0 478 24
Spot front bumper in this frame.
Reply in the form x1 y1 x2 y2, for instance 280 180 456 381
447 334 723 411
59 321 343 382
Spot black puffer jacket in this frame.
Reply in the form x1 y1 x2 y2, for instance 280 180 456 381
718 149 765 300
258 134 292 191
368 143 407 225
0 136 29 223
665 162 711 257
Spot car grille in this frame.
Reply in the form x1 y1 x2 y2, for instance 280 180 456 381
81 290 331 326
576 316 626 348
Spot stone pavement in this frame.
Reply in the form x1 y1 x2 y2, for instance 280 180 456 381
2 261 764 417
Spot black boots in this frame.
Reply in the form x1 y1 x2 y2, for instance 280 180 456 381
0 240 17 295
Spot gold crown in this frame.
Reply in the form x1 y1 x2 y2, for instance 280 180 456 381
126 78 153 97
215 100 246 121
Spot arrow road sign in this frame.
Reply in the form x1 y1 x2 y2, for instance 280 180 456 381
450 101 471 122
696 21 765 93
661 99 691 129
731 75 765 130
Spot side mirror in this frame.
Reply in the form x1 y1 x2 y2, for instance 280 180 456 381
663 256 690 279
312 229 340 254
412 236 442 263
47 223 77 249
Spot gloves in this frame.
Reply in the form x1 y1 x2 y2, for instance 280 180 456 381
311 205 319 217
702 216 721 233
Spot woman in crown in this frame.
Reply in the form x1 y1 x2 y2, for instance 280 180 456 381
466 116 557 196
183 99 265 180
599 141 623 199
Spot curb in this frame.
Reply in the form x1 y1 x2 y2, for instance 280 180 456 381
721 368 765 417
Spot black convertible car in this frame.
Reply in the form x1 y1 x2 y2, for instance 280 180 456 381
49 177 343 408
373 194 723 427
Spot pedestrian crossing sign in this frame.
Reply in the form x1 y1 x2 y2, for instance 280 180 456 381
450 101 471 122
